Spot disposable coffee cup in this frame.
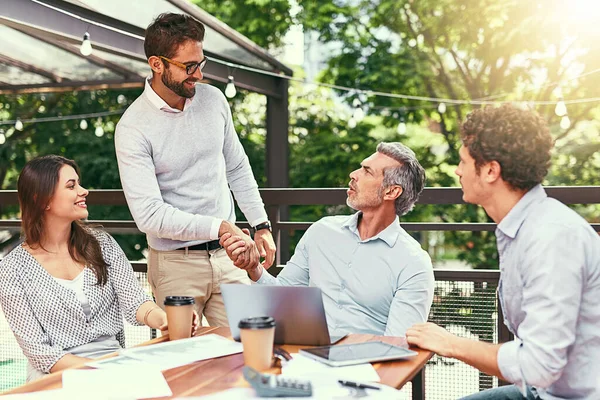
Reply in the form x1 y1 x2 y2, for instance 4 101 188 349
164 296 195 341
238 316 276 371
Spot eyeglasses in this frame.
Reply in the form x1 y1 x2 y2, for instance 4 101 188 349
159 56 208 75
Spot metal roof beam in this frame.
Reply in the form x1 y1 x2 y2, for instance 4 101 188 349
10 26 143 80
1 0 147 60
0 53 66 83
0 79 144 95
1 0 286 97
167 0 293 76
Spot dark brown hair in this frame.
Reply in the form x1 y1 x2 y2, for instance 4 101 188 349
18 155 108 285
461 104 553 191
144 13 206 59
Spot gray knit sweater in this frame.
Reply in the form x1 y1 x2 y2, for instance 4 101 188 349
115 83 267 251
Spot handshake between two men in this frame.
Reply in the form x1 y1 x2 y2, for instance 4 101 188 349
218 220 276 279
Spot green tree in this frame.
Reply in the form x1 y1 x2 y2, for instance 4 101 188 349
294 0 600 268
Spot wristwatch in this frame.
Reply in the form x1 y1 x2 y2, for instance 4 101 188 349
252 220 272 233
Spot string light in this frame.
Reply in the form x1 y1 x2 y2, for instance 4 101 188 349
437 103 447 114
352 98 365 122
79 119 88 130
397 118 407 135
348 117 357 129
560 115 571 130
94 117 104 137
27 0 600 108
555 99 567 116
15 119 24 131
0 132 5 145
80 32 93 56
225 75 237 98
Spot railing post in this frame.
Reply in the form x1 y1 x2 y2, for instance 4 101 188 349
266 204 287 266
497 290 513 386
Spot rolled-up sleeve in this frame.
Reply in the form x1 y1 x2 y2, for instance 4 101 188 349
0 260 66 373
100 233 152 325
496 227 583 390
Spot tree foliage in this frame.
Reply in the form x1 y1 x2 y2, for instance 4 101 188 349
2 1 599 268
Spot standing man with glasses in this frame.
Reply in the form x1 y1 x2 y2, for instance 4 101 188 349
115 13 275 327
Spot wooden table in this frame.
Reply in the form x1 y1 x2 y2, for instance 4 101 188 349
3 327 433 399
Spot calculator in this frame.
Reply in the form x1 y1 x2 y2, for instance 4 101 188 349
242 366 313 397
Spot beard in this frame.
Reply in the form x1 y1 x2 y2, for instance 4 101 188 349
346 186 384 211
162 68 197 98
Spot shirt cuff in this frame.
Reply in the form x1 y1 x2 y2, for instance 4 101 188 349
498 339 527 395
210 219 223 240
248 214 269 228
255 269 277 285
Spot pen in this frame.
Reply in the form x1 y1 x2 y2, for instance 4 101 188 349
338 379 381 391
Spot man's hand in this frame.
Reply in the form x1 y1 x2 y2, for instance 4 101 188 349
218 222 260 269
220 232 264 280
254 229 276 268
405 322 459 357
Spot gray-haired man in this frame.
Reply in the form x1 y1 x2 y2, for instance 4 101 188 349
221 142 435 337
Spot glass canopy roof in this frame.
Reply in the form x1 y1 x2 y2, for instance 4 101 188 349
0 0 290 94
64 0 273 70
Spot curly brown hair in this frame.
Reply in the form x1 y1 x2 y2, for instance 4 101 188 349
461 104 554 191
144 13 205 60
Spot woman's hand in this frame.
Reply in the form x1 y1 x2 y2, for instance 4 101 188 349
191 310 200 336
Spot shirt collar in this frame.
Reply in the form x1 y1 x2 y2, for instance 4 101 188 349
497 184 547 239
143 77 192 113
342 212 402 247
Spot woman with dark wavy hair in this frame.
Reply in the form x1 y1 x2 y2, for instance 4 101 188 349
0 155 198 381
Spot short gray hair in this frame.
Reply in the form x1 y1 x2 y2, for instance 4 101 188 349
376 142 426 216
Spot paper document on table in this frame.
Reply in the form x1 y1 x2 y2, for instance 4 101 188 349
0 389 78 400
121 334 243 370
281 353 380 382
87 353 158 370
190 382 402 399
62 367 172 399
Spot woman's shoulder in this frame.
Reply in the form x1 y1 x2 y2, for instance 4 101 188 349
0 244 27 274
88 228 113 244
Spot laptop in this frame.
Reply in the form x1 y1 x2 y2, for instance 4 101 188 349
221 284 346 346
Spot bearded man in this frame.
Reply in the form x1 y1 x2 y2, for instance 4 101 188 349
115 13 275 327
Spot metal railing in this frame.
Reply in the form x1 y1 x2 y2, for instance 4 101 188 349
1 186 598 398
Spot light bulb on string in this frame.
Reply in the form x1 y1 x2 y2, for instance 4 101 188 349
80 32 93 56
348 117 357 129
352 106 365 122
554 100 567 117
225 76 237 98
437 103 447 114
0 133 5 145
397 119 407 135
79 119 88 130
95 126 104 137
15 119 24 131
560 115 571 130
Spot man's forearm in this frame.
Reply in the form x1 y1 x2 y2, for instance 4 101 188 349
247 265 264 282
451 337 506 380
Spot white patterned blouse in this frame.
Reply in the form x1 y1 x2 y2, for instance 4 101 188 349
0 231 151 373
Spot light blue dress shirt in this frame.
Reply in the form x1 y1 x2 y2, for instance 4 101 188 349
256 213 434 337
496 185 600 399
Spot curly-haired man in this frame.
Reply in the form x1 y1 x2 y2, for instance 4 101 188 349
407 104 600 399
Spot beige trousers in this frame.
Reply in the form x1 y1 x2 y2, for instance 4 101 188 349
147 247 250 327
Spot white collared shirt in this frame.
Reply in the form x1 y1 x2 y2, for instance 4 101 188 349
256 212 434 337
144 78 193 113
